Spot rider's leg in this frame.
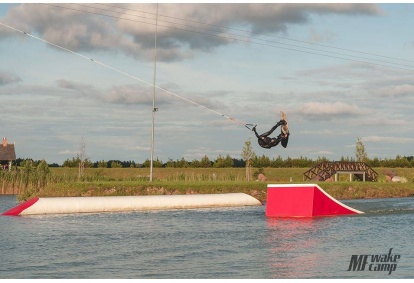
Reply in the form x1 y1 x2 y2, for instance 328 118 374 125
261 120 286 137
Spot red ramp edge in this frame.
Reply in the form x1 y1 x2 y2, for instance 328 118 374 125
265 184 363 217
2 197 39 216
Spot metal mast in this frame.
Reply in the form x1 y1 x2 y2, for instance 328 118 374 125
150 3 159 182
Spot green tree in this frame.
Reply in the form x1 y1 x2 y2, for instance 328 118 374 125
252 154 270 167
166 158 175 168
191 159 201 168
77 137 88 179
21 159 35 170
283 157 294 168
176 157 189 168
355 137 367 162
63 157 78 167
213 155 225 168
270 155 283 168
369 157 381 168
142 159 151 168
394 155 412 168
110 161 122 168
21 159 35 188
241 138 256 181
37 159 50 174
200 155 211 168
142 158 163 168
213 154 233 168
153 157 163 168
37 159 50 187
223 154 234 168
97 160 107 168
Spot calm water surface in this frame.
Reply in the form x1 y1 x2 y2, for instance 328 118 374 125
1 195 413 279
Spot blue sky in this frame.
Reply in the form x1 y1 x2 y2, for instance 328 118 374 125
1 3 414 164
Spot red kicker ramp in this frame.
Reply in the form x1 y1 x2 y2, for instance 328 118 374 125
266 184 363 217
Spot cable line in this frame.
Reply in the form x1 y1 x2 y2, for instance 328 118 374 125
0 21 249 128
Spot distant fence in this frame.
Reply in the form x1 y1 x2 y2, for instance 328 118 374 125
303 161 378 182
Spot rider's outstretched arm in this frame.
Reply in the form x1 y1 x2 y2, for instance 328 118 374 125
252 126 261 138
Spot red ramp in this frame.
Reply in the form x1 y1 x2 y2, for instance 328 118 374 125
266 184 363 217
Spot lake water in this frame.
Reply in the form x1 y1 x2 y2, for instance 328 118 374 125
1 195 413 279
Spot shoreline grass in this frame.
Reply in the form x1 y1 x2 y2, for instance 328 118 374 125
37 181 414 203
1 167 414 202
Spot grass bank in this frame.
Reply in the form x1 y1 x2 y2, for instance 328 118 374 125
35 181 414 203
1 167 413 202
38 181 414 203
36 181 269 202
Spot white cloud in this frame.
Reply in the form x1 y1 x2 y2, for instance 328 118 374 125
299 101 361 119
357 118 409 127
362 136 414 144
313 150 334 155
376 84 414 97
56 79 180 106
1 3 381 62
300 129 348 135
105 84 153 105
58 149 77 155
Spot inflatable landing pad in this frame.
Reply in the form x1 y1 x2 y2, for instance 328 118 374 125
266 184 363 217
2 193 262 216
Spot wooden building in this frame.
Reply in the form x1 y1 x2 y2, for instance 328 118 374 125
0 137 16 171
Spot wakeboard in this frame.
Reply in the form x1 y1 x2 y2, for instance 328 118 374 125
280 111 289 148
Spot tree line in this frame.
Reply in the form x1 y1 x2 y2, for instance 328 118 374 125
12 154 414 169
9 137 413 169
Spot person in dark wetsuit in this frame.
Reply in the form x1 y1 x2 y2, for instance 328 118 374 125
252 120 289 149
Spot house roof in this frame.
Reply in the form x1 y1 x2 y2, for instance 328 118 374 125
0 144 16 161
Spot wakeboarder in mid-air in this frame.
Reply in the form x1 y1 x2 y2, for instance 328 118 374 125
251 111 289 149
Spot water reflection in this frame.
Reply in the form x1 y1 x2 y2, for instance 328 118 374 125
2 196 414 278
265 217 329 278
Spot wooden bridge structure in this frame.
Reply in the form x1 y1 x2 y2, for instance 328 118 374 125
303 161 378 182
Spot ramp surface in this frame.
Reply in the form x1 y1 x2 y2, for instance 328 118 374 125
2 193 262 216
266 184 363 217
